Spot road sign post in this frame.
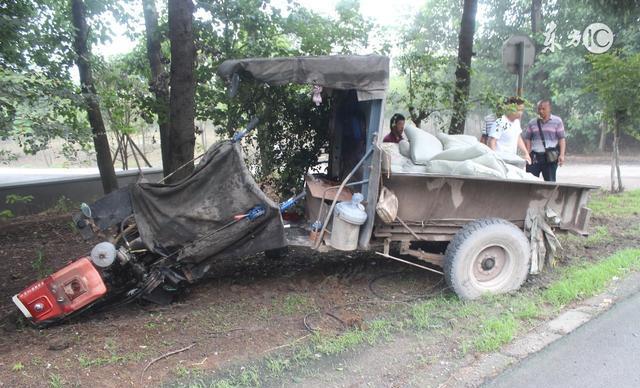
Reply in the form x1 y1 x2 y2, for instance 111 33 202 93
502 35 535 96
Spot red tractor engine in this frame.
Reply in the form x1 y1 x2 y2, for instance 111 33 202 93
13 258 107 324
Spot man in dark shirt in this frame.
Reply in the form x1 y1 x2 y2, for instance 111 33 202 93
383 113 405 143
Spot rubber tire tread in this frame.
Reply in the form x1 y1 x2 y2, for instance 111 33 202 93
444 218 530 300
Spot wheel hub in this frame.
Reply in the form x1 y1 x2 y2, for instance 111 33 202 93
472 246 509 284
481 257 496 271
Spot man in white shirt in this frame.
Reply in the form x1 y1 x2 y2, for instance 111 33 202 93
488 97 531 165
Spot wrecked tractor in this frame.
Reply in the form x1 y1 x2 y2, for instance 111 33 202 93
13 131 288 327
13 55 596 327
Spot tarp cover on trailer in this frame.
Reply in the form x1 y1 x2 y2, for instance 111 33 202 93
217 55 389 101
130 141 287 272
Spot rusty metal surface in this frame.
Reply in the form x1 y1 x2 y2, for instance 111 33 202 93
375 173 596 240
399 241 444 266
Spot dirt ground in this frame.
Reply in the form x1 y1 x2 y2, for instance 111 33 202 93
0 197 638 387
0 211 440 387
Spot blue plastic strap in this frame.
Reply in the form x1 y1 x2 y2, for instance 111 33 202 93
232 130 247 143
246 205 266 221
279 192 306 212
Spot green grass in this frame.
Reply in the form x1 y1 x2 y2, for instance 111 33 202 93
176 245 640 387
32 250 51 278
473 314 518 352
589 189 640 217
11 362 24 372
312 319 394 355
175 319 395 387
77 350 146 368
561 225 614 247
78 354 126 368
410 295 479 330
543 248 640 307
265 357 290 376
509 296 544 321
278 294 313 315
585 225 614 245
624 224 640 239
209 368 260 388
49 373 64 388
411 299 442 329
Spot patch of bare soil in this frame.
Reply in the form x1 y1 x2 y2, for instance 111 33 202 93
0 212 443 387
0 210 638 388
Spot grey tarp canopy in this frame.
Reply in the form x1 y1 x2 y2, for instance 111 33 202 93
130 141 287 278
217 55 389 101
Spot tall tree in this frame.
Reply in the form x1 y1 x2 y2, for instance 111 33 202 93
530 0 542 33
142 0 171 176
70 0 118 193
166 0 196 183
587 53 640 192
448 0 478 134
397 53 453 128
191 0 374 194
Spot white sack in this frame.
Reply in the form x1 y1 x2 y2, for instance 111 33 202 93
469 153 508 177
398 139 411 158
454 160 506 179
435 132 479 150
430 142 491 162
506 164 539 181
403 125 443 164
380 142 423 174
496 150 527 169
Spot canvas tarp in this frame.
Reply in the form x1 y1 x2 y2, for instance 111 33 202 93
130 141 287 272
217 55 389 101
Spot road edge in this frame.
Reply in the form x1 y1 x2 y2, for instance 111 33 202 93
444 270 640 387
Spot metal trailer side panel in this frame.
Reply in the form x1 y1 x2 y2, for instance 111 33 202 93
375 173 595 240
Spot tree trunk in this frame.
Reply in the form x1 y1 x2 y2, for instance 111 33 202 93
166 0 196 183
448 0 478 135
408 106 429 129
70 0 118 194
531 0 543 33
530 0 550 99
611 114 624 193
598 120 607 152
142 0 171 177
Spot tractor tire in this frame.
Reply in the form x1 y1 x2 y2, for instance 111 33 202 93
444 218 530 300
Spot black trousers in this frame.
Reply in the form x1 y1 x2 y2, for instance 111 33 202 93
526 152 558 182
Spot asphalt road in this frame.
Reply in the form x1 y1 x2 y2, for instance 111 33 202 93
483 290 640 388
557 163 640 190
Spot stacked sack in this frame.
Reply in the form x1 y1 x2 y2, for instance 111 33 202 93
380 125 536 181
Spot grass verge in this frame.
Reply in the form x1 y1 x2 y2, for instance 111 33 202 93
543 248 640 307
175 247 640 387
589 189 640 217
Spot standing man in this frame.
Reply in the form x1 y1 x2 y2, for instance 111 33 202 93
487 97 531 165
383 113 405 143
524 99 566 181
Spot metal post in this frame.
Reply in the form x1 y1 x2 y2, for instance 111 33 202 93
516 42 525 96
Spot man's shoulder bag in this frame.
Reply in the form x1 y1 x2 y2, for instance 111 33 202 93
537 119 559 163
